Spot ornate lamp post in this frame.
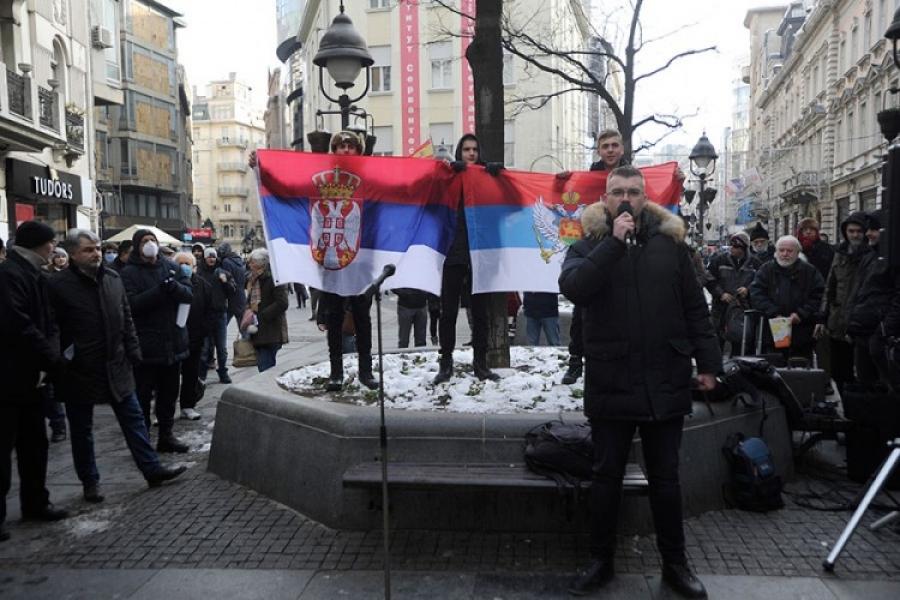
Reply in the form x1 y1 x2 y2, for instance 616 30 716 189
689 133 718 246
880 9 900 265
312 1 373 130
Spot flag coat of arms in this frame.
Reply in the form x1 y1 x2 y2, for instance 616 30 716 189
257 150 458 296
461 162 683 294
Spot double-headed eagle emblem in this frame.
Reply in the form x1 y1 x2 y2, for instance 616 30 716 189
533 191 586 263
310 167 362 270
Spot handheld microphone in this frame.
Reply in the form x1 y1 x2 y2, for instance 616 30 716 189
617 201 636 246
366 264 396 296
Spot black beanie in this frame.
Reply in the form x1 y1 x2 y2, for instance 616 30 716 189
748 222 769 241
867 210 883 231
14 220 55 249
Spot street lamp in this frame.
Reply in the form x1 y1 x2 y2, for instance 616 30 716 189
689 133 718 245
883 10 900 266
312 1 373 130
886 7 900 70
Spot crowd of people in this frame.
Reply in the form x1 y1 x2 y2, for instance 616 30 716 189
0 222 289 542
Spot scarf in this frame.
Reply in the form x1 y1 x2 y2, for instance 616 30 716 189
798 231 818 252
247 270 263 312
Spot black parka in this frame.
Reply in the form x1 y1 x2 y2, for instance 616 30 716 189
847 250 894 338
248 269 289 347
749 259 824 350
120 246 192 366
559 201 721 422
48 263 142 404
0 249 61 399
822 212 871 339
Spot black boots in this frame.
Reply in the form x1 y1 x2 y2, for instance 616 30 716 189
433 356 453 384
146 464 188 488
473 360 500 381
568 557 614 596
358 355 378 390
326 358 343 392
157 432 189 454
562 357 583 384
662 563 707 598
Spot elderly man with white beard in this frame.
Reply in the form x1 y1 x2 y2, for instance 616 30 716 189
750 235 825 363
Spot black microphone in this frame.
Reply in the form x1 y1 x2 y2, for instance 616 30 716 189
617 201 636 246
366 264 396 296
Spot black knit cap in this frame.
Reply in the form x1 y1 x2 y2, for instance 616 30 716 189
14 220 55 249
867 209 883 231
748 222 769 241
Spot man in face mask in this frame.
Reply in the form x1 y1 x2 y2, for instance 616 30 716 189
796 218 834 281
750 235 825 363
815 213 870 393
48 229 187 503
102 242 119 265
119 229 193 453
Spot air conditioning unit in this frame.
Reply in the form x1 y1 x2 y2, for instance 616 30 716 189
91 26 114 50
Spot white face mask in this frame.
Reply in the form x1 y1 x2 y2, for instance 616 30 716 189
141 240 159 258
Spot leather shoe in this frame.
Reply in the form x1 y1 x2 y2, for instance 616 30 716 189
0 522 10 542
568 558 614 596
21 504 69 521
358 371 379 390
83 483 105 503
473 363 500 381
50 430 67 443
157 434 190 454
433 361 453 384
325 375 343 392
562 363 583 385
146 465 187 488
218 373 232 384
662 563 707 598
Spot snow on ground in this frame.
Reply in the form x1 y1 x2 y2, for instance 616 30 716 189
278 346 584 414
64 507 123 538
178 426 213 453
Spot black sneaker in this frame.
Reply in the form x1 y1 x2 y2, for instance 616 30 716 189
662 563 707 598
473 363 500 382
146 465 188 488
562 363 583 385
157 434 190 454
433 361 453 384
568 558 614 596
83 483 105 503
218 373 232 384
21 503 69 521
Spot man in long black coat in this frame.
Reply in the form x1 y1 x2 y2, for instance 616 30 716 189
560 166 719 598
49 229 186 502
0 221 69 542
120 229 192 453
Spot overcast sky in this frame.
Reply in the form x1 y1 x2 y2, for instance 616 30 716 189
168 0 760 154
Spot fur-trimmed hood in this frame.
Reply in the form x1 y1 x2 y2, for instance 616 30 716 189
581 200 685 243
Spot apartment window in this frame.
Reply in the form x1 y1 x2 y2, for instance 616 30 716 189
96 0 120 81
372 126 393 156
370 46 391 93
212 106 234 120
429 42 453 89
860 103 868 148
502 52 515 86
429 122 454 154
847 112 854 157
96 131 109 170
369 0 391 8
865 12 873 51
504 120 515 167
224 203 232 213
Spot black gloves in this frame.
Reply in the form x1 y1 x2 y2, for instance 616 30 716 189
485 162 505 176
449 160 467 172
161 277 179 294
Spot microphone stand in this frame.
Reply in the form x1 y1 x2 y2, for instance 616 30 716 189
372 277 391 599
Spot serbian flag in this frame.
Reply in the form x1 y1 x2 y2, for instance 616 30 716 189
256 150 457 296
461 162 683 294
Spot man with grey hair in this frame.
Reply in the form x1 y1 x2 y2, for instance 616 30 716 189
48 229 186 503
750 235 825 362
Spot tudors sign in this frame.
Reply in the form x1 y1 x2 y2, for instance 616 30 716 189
5 158 82 205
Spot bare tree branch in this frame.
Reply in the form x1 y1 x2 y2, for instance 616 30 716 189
634 46 718 84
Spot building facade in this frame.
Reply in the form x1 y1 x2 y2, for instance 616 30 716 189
745 0 898 240
0 0 97 240
93 0 194 241
191 73 265 248
294 0 602 172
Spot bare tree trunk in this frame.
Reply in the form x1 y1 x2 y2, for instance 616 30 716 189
466 0 510 368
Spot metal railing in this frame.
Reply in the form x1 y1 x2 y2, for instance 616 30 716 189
38 87 57 130
218 187 249 197
65 107 84 149
216 137 249 148
6 69 29 119
217 162 248 172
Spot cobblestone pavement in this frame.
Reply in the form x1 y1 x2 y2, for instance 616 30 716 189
1 296 899 587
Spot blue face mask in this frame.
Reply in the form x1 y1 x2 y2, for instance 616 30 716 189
104 252 117 263
179 264 193 278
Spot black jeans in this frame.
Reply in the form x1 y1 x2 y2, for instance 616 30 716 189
1 397 51 524
439 264 489 363
568 305 584 363
589 417 686 565
180 340 205 410
135 362 181 435
322 292 373 362
829 337 855 393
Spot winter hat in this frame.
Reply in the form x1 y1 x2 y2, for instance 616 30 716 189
14 220 56 249
867 209 883 231
748 222 769 241
841 211 869 239
217 242 232 256
798 217 820 232
204 248 218 259
191 243 205 253
329 130 364 153
51 247 68 260
131 228 155 249
730 231 751 249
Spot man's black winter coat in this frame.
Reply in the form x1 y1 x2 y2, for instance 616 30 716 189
216 243 247 318
559 201 721 422
48 264 142 404
749 259 824 350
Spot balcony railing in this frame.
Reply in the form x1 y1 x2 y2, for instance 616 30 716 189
38 87 57 131
217 162 248 173
65 107 85 149
781 170 823 204
6 69 29 119
216 137 248 148
218 187 249 197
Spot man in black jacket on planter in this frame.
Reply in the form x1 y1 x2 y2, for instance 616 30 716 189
560 166 720 598
0 221 69 542
120 229 193 453
49 229 187 502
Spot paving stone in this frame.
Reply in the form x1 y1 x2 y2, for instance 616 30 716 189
299 570 475 599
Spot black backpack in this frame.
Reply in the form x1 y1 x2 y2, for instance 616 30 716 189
524 420 593 494
722 433 784 512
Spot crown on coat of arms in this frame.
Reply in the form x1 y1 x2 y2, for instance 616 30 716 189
312 167 361 199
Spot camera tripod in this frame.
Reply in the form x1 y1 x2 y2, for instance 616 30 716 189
823 438 900 571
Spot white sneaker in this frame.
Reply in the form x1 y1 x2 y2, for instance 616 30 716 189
181 408 201 421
